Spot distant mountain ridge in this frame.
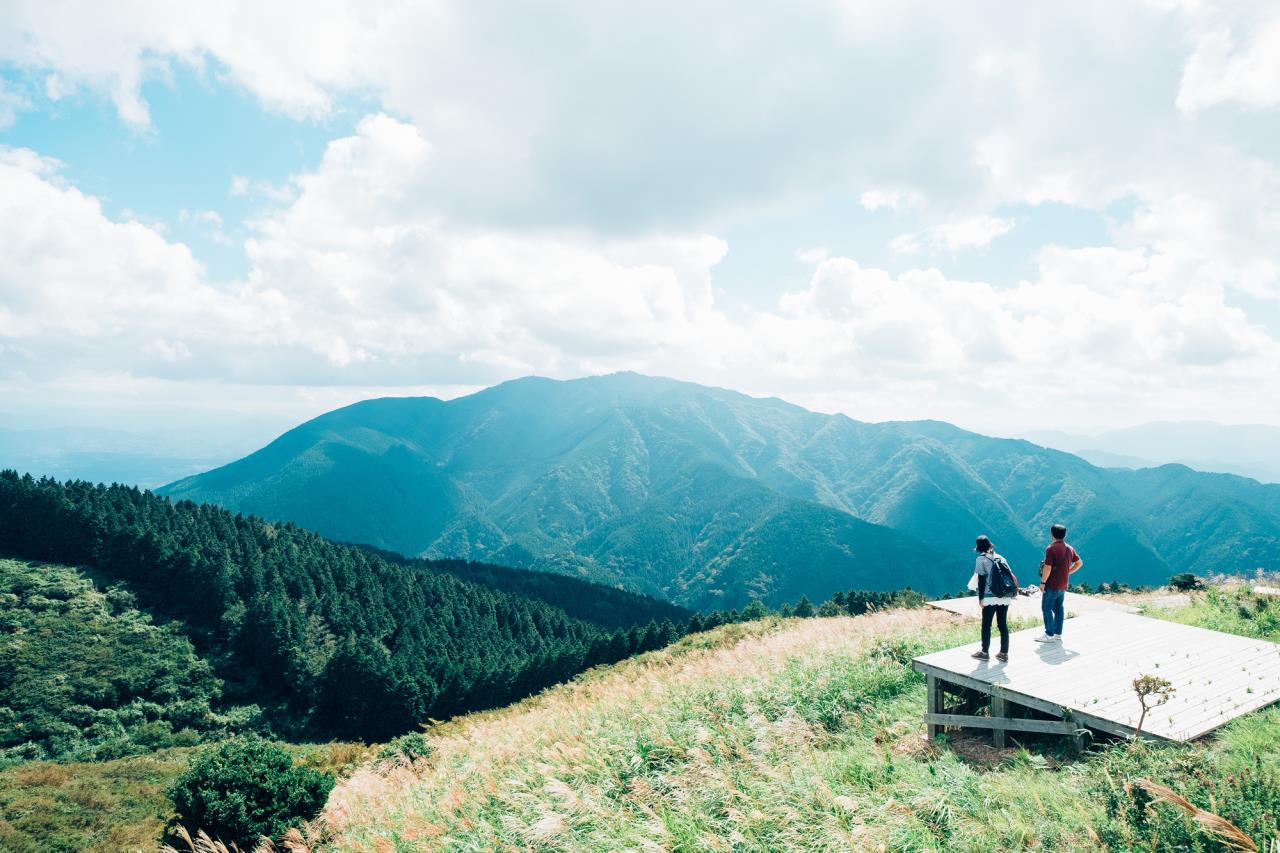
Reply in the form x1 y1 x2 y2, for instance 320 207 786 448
1023 421 1280 484
162 373 1280 608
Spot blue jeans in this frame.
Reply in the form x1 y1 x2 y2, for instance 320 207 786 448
1042 588 1065 636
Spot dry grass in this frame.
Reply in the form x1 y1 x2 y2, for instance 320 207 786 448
316 610 1079 851
1132 778 1257 852
297 595 1280 851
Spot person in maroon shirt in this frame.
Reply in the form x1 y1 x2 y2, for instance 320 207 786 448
1036 523 1083 643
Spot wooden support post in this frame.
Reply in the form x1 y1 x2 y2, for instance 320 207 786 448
926 674 939 739
991 692 1008 748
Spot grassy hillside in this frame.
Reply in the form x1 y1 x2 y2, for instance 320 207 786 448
316 589 1280 851
161 373 1280 607
0 558 248 766
0 743 368 853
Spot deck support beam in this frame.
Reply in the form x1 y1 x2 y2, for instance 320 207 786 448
990 693 1008 747
921 713 1078 735
926 674 940 739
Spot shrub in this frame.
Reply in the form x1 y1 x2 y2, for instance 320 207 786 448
168 736 334 849
1168 572 1204 591
375 731 433 764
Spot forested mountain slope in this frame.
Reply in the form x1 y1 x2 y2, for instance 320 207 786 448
162 373 1280 605
0 472 690 743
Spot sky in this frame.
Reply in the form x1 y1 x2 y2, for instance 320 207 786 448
2 0 1280 444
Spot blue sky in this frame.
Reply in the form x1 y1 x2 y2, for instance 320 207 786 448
1 62 363 279
2 1 1279 443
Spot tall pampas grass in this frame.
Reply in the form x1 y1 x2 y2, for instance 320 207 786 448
1132 778 1257 852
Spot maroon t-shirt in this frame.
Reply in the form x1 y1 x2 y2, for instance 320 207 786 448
1043 541 1079 591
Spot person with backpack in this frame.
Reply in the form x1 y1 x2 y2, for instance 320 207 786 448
971 535 1017 661
1037 523 1083 643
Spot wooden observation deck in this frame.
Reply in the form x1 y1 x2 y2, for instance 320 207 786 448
911 612 1280 746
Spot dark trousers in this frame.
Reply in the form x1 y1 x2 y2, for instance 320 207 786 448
981 604 1009 653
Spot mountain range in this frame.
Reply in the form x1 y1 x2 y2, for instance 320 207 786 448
0 423 276 488
1022 422 1280 484
161 373 1280 609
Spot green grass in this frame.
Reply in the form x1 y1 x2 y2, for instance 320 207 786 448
320 594 1280 852
0 747 194 853
1143 583 1280 642
6 588 1279 851
0 742 369 853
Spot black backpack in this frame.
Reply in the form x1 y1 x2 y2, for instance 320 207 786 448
986 554 1019 598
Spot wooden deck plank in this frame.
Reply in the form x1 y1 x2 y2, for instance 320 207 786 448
1082 644 1280 715
1068 634 1280 707
1005 621 1207 694
912 613 1280 742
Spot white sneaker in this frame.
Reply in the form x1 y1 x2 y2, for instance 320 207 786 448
1048 635 1063 643
1033 634 1052 643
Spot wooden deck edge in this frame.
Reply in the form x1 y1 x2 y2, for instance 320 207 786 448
912 659 1169 742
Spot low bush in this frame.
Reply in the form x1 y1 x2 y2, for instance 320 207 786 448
375 731 433 764
167 737 333 850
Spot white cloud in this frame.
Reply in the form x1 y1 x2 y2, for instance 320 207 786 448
0 123 738 391
890 215 1016 255
229 174 294 203
795 246 830 265
0 2 1218 228
0 0 380 127
767 249 1280 427
7 118 1280 434
3 3 1280 433
1177 11 1280 113
0 79 31 129
143 338 193 362
859 189 924 212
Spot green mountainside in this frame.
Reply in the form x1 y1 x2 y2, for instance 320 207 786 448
162 373 1280 606
0 472 691 746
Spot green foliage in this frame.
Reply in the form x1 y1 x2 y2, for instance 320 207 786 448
1168 571 1205 591
375 732 432 764
1159 584 1280 641
1131 673 1176 738
1093 727 1280 851
779 587 924 620
167 736 334 849
0 472 693 743
0 558 261 766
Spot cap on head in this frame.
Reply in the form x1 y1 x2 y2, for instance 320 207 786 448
975 535 992 553
1051 523 1067 540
